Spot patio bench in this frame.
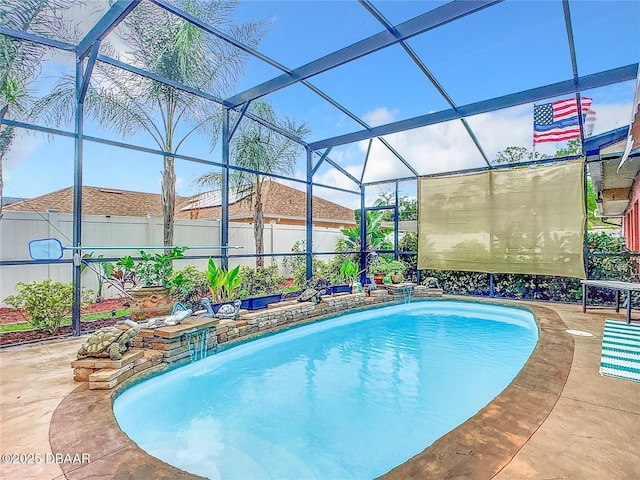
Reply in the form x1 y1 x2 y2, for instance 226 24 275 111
581 279 640 324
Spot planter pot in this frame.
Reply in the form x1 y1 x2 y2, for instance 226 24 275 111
129 286 173 321
373 273 385 285
328 285 352 295
240 293 283 311
391 274 403 284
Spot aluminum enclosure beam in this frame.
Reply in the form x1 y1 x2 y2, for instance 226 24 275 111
75 0 140 59
71 55 85 336
0 15 413 176
1 117 362 197
221 110 230 270
96 55 306 145
150 0 415 177
226 0 502 107
359 0 490 169
562 0 580 87
311 148 332 176
0 26 76 51
310 63 639 150
325 158 360 187
306 148 313 281
228 101 251 141
77 43 100 103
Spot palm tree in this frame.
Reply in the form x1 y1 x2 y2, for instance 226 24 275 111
1 0 80 216
36 0 266 246
198 101 309 267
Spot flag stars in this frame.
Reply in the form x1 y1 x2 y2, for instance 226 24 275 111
534 104 554 126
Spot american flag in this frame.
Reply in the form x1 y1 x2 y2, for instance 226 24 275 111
533 97 593 144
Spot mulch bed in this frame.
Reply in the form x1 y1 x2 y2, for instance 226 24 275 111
0 298 129 347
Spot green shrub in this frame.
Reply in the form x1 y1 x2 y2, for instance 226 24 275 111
282 240 307 273
237 264 285 298
399 231 418 270
292 258 335 289
418 232 638 305
4 279 93 334
421 270 490 296
116 247 187 288
169 265 209 309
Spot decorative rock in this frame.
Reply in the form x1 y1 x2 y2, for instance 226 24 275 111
369 290 389 297
73 367 95 382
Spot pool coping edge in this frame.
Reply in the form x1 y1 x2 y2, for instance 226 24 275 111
49 299 573 480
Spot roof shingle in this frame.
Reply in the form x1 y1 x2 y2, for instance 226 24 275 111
4 181 355 226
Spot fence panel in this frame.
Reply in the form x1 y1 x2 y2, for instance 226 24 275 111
0 212 345 306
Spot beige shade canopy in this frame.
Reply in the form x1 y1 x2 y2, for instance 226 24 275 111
418 160 586 279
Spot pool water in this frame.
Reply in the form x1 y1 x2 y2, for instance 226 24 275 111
114 301 538 480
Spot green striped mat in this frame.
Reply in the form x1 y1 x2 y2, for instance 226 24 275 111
600 320 640 382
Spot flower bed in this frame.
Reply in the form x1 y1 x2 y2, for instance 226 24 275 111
0 298 128 346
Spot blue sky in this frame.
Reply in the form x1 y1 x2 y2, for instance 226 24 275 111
4 0 640 208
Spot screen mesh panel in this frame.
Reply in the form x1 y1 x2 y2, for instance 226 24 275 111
417 160 586 278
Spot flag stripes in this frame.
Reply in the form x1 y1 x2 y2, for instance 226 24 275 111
533 96 595 144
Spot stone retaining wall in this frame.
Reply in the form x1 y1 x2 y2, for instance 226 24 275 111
71 287 439 390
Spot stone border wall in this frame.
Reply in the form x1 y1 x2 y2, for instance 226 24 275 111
72 286 443 390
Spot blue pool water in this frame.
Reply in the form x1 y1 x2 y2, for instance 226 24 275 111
114 301 538 480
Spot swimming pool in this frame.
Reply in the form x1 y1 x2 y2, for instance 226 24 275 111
114 300 538 480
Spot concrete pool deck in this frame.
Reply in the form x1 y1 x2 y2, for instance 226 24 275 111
0 300 638 479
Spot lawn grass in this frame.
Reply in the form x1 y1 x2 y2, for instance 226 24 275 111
0 309 130 333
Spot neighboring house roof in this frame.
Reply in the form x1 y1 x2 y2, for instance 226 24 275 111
175 180 355 226
1 196 25 207
3 181 356 226
3 186 174 217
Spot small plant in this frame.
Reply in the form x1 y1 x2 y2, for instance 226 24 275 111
80 252 114 302
372 258 406 276
169 265 209 309
237 264 285 298
339 258 360 285
282 240 307 273
4 279 93 334
205 258 242 303
107 265 138 296
116 247 187 289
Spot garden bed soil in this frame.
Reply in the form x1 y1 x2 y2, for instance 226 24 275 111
0 318 124 346
0 298 129 347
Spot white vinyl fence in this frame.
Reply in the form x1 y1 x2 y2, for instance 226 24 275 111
0 211 344 306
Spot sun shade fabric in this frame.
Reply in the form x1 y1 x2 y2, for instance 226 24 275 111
417 159 586 278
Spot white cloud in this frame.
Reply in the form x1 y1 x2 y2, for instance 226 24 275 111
3 129 42 182
362 107 398 127
306 100 634 207
356 101 634 183
590 102 634 135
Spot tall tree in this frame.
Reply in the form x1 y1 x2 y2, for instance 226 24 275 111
37 0 266 246
554 138 583 157
0 0 80 216
198 101 309 267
